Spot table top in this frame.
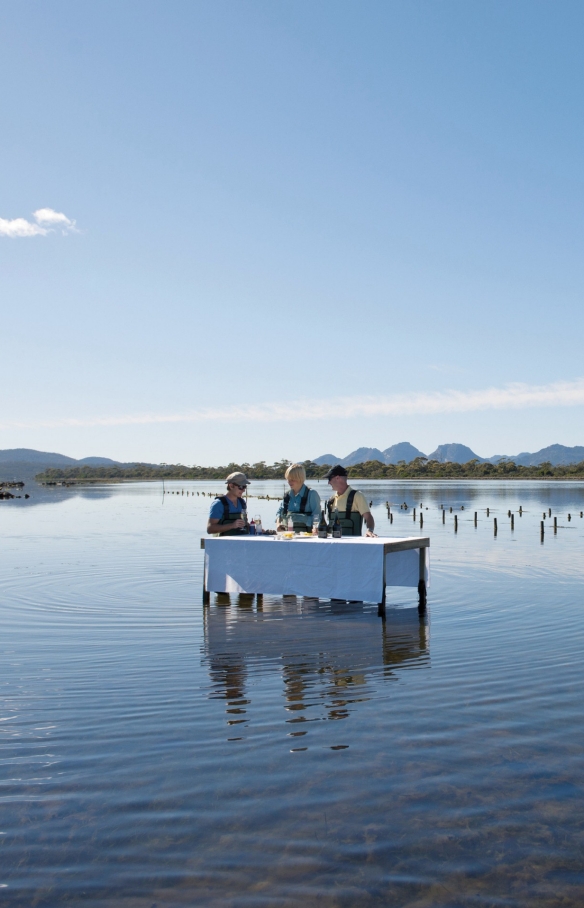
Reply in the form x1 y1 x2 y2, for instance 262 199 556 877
202 535 429 554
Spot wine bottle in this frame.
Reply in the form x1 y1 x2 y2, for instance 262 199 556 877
318 510 328 539
332 509 342 539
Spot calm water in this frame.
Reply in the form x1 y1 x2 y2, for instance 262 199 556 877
2 479 584 907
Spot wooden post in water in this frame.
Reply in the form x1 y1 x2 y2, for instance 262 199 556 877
390 512 393 524
494 517 497 535
568 513 571 521
508 510 511 517
519 505 522 515
442 509 445 524
413 508 416 520
449 506 453 513
420 512 423 528
541 520 544 540
474 511 477 526
554 516 557 533
487 507 490 517
454 514 458 532
511 514 514 530
549 508 552 517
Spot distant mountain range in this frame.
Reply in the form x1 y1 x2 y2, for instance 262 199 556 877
0 448 137 482
0 448 120 467
3 444 584 484
313 443 584 467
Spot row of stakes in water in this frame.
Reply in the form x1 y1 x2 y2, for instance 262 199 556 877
384 501 583 536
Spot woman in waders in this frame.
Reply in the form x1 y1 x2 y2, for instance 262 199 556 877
276 463 321 533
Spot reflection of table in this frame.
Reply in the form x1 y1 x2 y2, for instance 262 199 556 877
203 603 430 725
201 536 429 610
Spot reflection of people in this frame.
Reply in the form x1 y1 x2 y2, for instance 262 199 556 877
325 465 376 536
203 600 430 734
276 463 321 532
207 472 250 535
208 656 248 726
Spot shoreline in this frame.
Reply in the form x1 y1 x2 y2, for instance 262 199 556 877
35 476 584 486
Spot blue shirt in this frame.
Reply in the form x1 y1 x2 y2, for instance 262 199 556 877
276 484 321 527
209 496 245 521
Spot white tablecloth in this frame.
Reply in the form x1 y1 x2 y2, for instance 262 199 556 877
204 536 429 602
386 547 430 590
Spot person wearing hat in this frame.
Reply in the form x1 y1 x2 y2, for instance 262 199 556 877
207 472 251 535
325 465 376 537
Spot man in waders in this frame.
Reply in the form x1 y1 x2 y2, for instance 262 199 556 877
207 472 250 535
325 465 376 537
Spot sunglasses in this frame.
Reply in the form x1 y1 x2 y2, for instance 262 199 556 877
234 484 247 491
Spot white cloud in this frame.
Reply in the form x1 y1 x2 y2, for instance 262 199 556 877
2 378 584 430
0 217 47 238
0 208 77 237
33 208 77 232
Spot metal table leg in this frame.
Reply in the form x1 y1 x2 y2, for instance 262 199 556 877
378 555 386 617
418 547 427 611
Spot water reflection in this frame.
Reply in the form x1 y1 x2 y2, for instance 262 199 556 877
0 482 118 507
203 598 429 737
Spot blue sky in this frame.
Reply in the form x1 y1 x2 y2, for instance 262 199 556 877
2 0 584 464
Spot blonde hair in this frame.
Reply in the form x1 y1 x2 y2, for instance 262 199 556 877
285 463 306 484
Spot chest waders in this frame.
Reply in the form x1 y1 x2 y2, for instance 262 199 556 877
327 489 363 536
282 486 312 531
215 495 248 535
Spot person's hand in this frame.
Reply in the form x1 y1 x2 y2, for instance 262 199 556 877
366 530 377 537
232 518 245 529
276 524 286 532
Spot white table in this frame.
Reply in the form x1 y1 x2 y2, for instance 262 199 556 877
201 535 429 609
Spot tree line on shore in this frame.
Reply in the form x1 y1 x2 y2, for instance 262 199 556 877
35 457 584 483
